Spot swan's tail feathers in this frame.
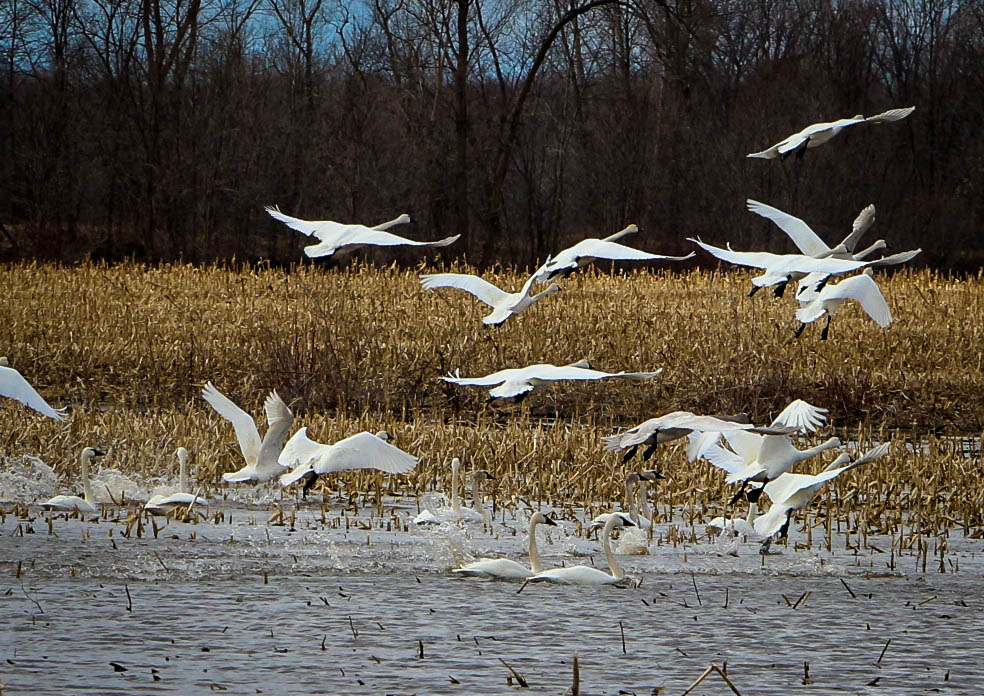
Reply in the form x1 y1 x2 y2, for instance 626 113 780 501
795 300 827 325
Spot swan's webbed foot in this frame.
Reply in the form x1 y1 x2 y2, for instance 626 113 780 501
759 537 772 555
794 322 807 338
729 480 749 505
301 471 320 498
777 509 794 539
773 281 787 298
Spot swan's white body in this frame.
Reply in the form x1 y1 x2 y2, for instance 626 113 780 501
279 429 418 487
412 458 485 524
747 107 915 159
795 272 893 332
531 513 633 585
421 270 560 325
754 443 891 538
441 360 662 401
41 447 102 513
708 502 759 538
202 382 294 483
265 206 459 259
532 225 694 283
0 358 67 421
453 511 556 579
144 447 209 514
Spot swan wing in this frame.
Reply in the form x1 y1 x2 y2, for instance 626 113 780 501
699 440 748 475
746 200 831 257
569 238 695 262
865 248 922 267
864 106 915 124
753 502 793 538
453 558 532 579
763 472 818 505
689 238 779 269
489 379 534 399
827 274 893 327
440 367 516 387
771 399 828 433
263 389 293 429
0 365 67 421
202 382 261 464
721 430 764 463
421 273 509 308
265 205 337 238
279 429 418 476
347 228 461 248
839 204 876 252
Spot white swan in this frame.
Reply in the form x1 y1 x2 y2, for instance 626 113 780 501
420 269 561 326
532 224 694 283
412 458 485 524
144 447 209 515
707 487 762 538
441 360 662 402
794 271 892 340
747 107 915 159
754 443 891 539
452 511 557 579
202 382 294 483
530 512 634 585
0 357 67 421
278 429 418 491
265 206 460 259
41 447 104 513
590 471 659 531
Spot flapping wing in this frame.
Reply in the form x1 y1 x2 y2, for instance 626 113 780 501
840 204 876 252
689 238 779 270
827 274 893 327
349 228 460 248
697 438 747 475
421 273 509 308
265 205 330 238
0 365 67 421
864 106 915 124
746 200 831 257
280 429 418 475
202 382 261 464
489 379 535 400
771 399 828 433
866 248 922 268
440 367 516 387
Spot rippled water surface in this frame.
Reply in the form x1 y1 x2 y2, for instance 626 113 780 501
1 498 983 695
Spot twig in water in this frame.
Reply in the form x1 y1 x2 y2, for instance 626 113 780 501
153 552 169 573
19 580 43 614
793 591 811 609
564 652 579 696
691 573 702 606
348 616 358 639
619 621 627 654
876 639 891 666
681 663 743 695
499 658 529 687
125 584 132 612
840 578 856 599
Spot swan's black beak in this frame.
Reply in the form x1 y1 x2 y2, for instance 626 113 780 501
93 448 106 457
543 514 558 526
640 469 665 481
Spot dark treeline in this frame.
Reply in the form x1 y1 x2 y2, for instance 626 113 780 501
1 0 981 269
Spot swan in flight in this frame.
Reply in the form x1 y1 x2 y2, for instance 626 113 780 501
41 447 104 514
689 238 874 294
0 357 67 421
265 206 459 259
754 443 891 539
412 458 487 524
420 269 560 326
530 512 634 585
144 447 209 515
452 511 557 579
794 271 892 340
202 382 294 483
441 360 662 402
532 224 694 283
747 107 915 160
278 429 418 492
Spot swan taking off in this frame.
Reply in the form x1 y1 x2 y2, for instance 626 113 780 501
532 224 694 284
41 447 104 514
452 511 557 579
530 512 634 585
265 206 459 259
278 428 418 491
754 443 891 539
747 106 915 160
794 272 892 340
441 360 662 402
144 447 209 515
0 357 67 421
420 269 560 326
202 382 294 483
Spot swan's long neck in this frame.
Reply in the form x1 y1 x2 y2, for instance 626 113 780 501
528 518 544 574
450 463 461 512
80 451 94 504
625 479 639 526
636 481 652 522
601 516 625 580
602 224 638 243
852 240 886 260
471 472 489 526
178 452 188 494
745 502 758 525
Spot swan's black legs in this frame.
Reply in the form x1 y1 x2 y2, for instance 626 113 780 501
748 285 760 297
729 480 749 505
301 471 320 498
794 322 807 338
773 281 788 298
777 508 794 538
820 315 831 341
642 441 659 461
622 446 638 463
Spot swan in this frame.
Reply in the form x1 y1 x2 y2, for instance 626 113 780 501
412 458 485 524
754 443 891 539
530 512 634 585
420 268 561 326
590 471 661 530
144 447 209 515
747 106 915 159
707 487 762 538
794 271 892 340
689 237 874 293
452 511 557 579
441 360 662 402
278 429 418 491
532 224 694 283
202 382 294 483
0 357 67 421
795 247 920 304
265 206 460 259
41 447 104 513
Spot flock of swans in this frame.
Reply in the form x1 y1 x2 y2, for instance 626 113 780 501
1 106 916 585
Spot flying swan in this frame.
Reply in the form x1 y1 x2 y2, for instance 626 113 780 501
0 357 67 421
41 447 104 514
794 271 892 340
452 511 557 579
144 447 209 515
747 107 915 160
278 428 418 491
265 206 460 259
420 269 561 326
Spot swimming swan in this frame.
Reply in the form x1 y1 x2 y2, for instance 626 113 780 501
0 357 67 421
441 360 662 402
420 269 561 326
532 225 694 283
590 471 661 530
265 206 460 259
144 447 209 515
278 429 418 490
794 271 892 340
530 512 634 585
747 107 915 159
41 447 104 513
452 511 557 579
202 382 294 483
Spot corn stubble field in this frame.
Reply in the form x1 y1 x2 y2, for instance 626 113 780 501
2 261 983 539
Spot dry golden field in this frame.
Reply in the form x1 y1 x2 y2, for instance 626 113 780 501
2 261 982 536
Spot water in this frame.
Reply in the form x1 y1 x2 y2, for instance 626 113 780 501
1 497 982 695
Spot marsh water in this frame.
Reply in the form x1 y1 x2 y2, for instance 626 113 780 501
1 482 982 696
